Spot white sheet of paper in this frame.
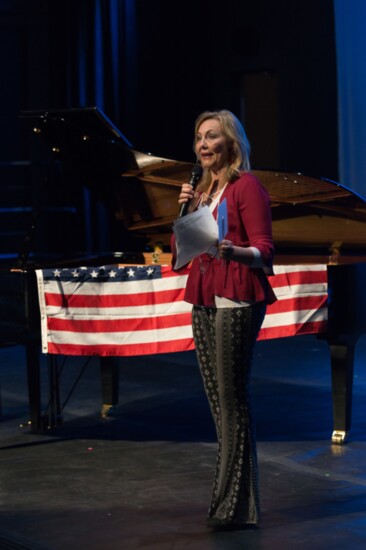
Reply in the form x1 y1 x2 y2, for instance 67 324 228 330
173 206 218 269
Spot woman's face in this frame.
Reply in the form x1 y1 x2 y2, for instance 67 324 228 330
195 118 231 174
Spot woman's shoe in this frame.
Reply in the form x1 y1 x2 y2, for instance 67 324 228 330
207 517 259 532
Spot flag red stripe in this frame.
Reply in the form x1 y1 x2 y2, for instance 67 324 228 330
266 295 327 314
47 312 192 333
44 288 186 308
47 338 195 357
258 320 328 340
160 265 190 277
269 270 327 288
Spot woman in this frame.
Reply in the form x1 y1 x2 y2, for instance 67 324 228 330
173 109 277 531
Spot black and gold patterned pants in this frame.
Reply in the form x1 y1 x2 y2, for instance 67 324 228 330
192 302 266 527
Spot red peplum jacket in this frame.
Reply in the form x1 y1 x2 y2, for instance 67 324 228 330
171 171 277 307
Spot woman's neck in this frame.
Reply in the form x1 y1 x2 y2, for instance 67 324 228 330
210 166 228 187
209 174 226 193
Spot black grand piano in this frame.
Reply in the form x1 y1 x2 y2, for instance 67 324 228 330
1 106 366 444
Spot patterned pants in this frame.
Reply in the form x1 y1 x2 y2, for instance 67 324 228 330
192 302 266 527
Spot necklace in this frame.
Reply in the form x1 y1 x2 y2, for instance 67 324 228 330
204 179 221 200
200 181 227 208
208 189 221 199
200 191 217 206
205 189 221 200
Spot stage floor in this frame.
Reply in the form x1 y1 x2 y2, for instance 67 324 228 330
0 334 366 549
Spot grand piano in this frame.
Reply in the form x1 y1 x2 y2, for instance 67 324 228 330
2 106 366 444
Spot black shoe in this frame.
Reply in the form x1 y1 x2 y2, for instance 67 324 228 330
207 518 259 532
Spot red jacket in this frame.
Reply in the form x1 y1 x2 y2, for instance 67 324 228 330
171 172 277 307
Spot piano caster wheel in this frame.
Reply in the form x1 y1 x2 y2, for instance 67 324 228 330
332 430 347 445
101 403 115 418
43 414 63 431
19 420 32 429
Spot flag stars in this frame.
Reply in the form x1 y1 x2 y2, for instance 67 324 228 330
47 264 161 281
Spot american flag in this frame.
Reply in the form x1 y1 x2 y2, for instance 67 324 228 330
258 264 328 340
36 264 328 357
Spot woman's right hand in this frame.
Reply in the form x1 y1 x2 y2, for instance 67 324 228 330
178 183 195 205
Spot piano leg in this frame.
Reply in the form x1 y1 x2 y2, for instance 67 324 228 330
327 338 356 444
100 357 120 417
25 342 42 433
47 355 62 429
26 349 63 432
26 353 120 430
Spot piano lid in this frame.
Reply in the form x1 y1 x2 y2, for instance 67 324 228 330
20 107 366 263
252 170 366 263
19 106 132 145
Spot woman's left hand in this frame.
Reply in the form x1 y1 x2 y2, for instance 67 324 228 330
218 239 234 260
217 241 255 265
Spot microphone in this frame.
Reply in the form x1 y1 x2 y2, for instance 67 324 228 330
178 164 203 218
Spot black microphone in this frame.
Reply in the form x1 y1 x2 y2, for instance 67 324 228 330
178 164 203 218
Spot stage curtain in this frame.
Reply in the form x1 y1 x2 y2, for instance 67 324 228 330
47 0 137 127
333 0 366 197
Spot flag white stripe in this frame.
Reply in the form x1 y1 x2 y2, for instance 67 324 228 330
36 270 49 353
273 283 327 299
272 265 327 274
40 275 189 296
47 325 194 346
43 302 193 318
261 307 328 329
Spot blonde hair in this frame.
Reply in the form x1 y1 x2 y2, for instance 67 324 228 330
194 109 251 191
